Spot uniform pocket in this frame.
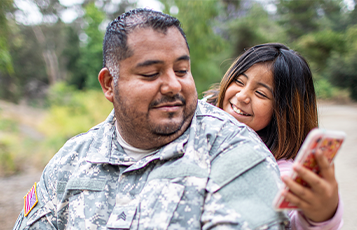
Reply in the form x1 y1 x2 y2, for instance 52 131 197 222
65 178 109 229
137 180 185 230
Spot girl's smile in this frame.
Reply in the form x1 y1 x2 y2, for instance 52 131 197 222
231 104 251 116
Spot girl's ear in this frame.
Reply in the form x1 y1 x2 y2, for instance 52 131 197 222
98 68 114 103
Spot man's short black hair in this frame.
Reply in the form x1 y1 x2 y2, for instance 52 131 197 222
103 8 189 84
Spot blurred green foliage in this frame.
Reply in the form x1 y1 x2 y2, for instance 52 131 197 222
326 25 357 100
0 0 14 75
0 138 17 176
225 3 288 57
0 117 18 132
63 3 106 90
0 0 357 175
0 115 24 176
0 83 112 176
295 30 346 73
2 0 357 101
39 83 112 155
161 0 229 96
79 3 106 90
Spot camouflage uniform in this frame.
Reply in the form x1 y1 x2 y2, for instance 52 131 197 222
14 100 289 229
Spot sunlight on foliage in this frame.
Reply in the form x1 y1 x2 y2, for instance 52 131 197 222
0 131 19 176
314 78 350 102
38 83 113 156
161 0 230 96
0 116 30 176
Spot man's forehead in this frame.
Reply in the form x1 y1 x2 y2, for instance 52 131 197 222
127 27 187 49
123 27 189 62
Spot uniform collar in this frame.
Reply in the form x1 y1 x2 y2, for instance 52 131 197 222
86 108 195 168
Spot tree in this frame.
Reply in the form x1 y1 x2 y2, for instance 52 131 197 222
6 21 78 103
160 0 229 95
225 2 287 57
294 30 345 73
347 0 357 25
327 25 357 100
0 0 16 101
78 3 105 90
0 0 14 75
0 0 136 102
277 0 320 41
318 0 348 32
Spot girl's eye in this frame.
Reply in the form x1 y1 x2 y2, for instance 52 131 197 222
256 91 268 98
235 79 244 85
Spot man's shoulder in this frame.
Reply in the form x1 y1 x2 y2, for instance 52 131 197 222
196 99 235 121
194 100 279 172
195 100 262 142
196 100 255 129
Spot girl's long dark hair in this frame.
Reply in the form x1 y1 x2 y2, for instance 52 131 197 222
204 43 318 160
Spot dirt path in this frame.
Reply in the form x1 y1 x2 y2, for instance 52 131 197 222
318 103 357 230
0 170 42 229
0 102 356 229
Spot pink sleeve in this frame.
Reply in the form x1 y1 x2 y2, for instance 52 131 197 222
277 159 344 230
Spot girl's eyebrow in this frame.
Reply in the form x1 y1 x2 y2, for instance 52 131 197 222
258 82 273 93
241 72 273 93
241 73 248 78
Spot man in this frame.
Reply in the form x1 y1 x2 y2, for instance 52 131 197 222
14 8 288 229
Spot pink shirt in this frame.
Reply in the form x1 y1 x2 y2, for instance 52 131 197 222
277 159 343 230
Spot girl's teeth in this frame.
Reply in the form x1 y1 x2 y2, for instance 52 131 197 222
233 106 244 115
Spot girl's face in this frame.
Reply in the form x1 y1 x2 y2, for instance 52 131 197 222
222 63 274 131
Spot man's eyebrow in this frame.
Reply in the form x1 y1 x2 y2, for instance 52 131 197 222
135 55 189 68
136 60 163 68
176 55 190 62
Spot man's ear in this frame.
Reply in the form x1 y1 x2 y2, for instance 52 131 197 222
98 68 114 103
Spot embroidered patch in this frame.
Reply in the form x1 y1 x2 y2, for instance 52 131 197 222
24 182 38 217
118 211 126 221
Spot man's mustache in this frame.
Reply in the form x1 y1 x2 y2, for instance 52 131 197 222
149 94 186 108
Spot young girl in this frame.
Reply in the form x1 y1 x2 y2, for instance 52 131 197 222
204 43 343 229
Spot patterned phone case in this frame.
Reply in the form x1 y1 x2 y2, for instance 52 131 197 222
273 128 346 210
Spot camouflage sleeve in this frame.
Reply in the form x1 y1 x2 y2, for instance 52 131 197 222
201 127 289 229
12 179 57 229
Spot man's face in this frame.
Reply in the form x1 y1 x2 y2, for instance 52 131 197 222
113 27 197 149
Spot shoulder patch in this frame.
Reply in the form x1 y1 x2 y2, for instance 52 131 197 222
24 182 38 217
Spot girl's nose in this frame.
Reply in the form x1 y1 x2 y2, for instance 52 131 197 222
235 90 250 104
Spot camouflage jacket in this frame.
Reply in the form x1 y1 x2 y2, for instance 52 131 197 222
14 100 288 230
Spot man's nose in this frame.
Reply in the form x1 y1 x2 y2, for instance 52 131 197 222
160 70 182 95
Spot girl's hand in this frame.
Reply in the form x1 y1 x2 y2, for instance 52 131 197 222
281 150 339 222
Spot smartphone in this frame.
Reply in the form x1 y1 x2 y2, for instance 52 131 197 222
273 128 346 210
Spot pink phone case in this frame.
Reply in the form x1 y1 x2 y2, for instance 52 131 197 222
273 128 346 210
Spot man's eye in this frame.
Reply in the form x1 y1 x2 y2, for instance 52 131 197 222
175 70 187 76
141 73 159 78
